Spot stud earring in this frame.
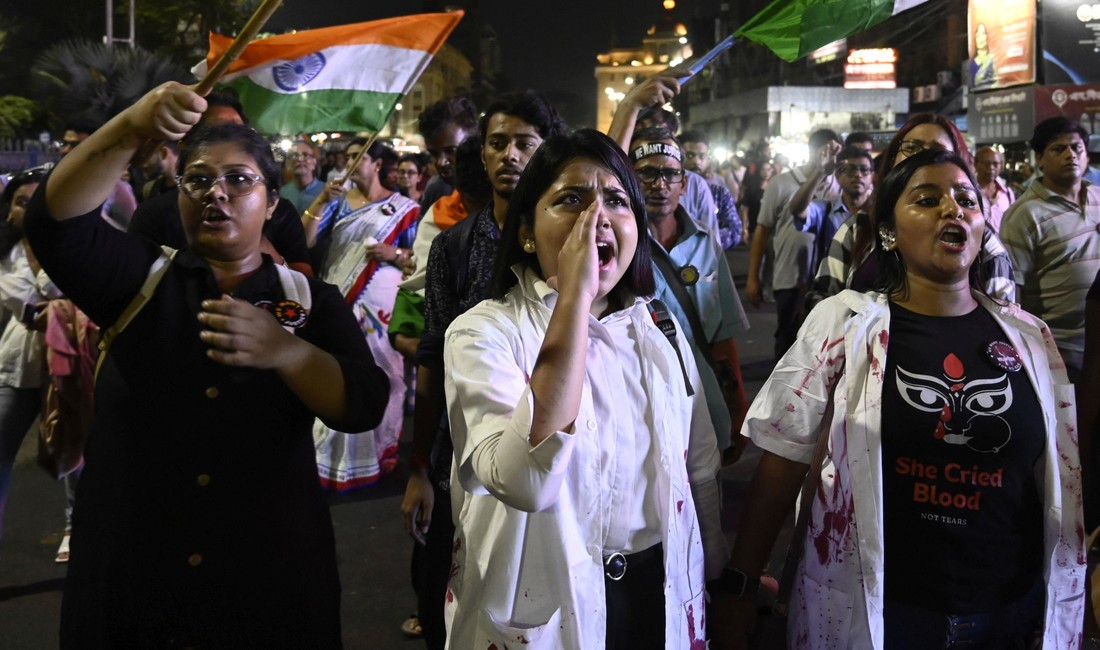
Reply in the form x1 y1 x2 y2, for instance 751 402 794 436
523 239 536 253
879 227 896 251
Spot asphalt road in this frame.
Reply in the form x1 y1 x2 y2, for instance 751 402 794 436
0 245 783 649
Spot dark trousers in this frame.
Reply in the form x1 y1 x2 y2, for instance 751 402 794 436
604 544 665 650
883 580 1044 650
773 287 805 361
414 489 453 650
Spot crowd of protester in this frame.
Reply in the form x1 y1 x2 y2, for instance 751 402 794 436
0 64 1097 648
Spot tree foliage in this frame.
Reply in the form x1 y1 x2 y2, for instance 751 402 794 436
30 40 189 130
0 97 37 139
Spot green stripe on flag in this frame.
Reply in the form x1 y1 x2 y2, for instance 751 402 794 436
225 80 401 134
735 0 897 62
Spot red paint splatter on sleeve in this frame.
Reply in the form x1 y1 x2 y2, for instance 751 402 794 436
785 403 796 413
446 588 454 603
1057 401 1071 409
677 500 685 513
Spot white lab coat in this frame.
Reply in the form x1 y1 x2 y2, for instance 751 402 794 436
443 267 727 649
745 290 1085 649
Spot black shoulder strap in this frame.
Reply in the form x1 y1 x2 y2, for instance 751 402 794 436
650 238 713 365
445 208 479 300
647 298 694 397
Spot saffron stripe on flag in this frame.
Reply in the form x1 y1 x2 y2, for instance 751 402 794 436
220 44 430 94
205 13 463 76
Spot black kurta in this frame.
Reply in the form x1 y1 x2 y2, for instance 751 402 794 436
25 186 389 648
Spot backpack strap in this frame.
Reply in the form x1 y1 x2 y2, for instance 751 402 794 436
647 298 694 397
650 239 713 365
95 245 177 379
95 251 314 380
272 262 313 334
445 210 479 301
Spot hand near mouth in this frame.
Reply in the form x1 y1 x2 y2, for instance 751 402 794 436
547 203 601 307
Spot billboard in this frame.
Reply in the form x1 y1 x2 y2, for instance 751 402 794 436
967 0 1037 90
1035 85 1100 134
844 48 897 89
1041 0 1100 84
968 87 1035 143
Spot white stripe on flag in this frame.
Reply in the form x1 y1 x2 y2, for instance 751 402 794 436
218 43 429 95
891 0 928 16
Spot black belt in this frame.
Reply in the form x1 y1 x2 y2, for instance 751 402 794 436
603 543 662 581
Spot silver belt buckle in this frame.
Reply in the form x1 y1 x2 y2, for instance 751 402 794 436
604 552 627 581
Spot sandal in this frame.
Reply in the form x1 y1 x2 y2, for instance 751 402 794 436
400 613 423 638
55 532 71 564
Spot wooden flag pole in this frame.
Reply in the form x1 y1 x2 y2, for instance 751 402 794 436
194 0 284 94
133 0 283 164
337 131 381 185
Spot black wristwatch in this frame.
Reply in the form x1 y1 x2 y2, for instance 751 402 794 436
707 567 758 597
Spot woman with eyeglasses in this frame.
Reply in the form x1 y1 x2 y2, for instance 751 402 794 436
23 82 389 647
395 154 424 204
808 112 1017 309
712 149 1083 649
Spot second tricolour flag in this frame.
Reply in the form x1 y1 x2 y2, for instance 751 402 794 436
192 12 464 134
736 0 928 62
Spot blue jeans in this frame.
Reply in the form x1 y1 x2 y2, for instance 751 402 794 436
0 385 42 538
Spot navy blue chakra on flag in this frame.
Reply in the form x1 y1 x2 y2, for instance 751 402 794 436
272 53 327 92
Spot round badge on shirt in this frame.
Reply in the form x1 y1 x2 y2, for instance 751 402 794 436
273 300 309 328
678 264 700 286
986 340 1022 372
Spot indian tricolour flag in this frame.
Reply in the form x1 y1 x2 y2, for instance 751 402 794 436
192 12 464 134
736 0 928 62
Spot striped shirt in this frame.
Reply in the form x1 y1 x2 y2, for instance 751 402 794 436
1000 180 1100 369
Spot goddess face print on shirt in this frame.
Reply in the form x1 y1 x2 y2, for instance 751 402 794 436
895 352 1013 453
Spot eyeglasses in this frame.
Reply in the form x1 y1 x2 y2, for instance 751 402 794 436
176 172 266 199
636 167 685 185
897 140 949 157
287 152 314 160
836 164 873 176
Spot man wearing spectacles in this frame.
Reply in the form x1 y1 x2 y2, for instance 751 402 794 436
631 127 750 465
790 147 875 314
279 141 324 215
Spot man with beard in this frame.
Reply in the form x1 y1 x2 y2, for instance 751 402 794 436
1001 117 1100 381
138 142 179 202
406 91 566 650
417 96 479 214
630 126 750 464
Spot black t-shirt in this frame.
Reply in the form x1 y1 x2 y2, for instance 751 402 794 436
882 302 1045 613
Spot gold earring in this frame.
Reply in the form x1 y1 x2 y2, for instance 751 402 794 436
523 239 536 253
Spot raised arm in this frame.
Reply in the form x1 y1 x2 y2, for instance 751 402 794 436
45 82 205 221
789 141 839 221
606 74 681 151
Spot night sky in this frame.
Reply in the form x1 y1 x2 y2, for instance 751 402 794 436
269 0 726 125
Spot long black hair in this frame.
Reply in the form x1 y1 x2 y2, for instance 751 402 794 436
871 149 989 298
489 129 655 302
